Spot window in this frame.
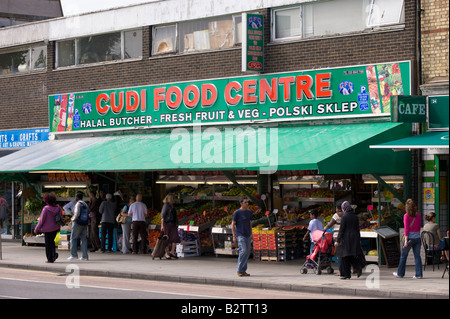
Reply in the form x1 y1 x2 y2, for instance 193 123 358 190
272 0 405 41
152 14 242 56
152 25 177 55
124 29 143 59
367 0 405 27
56 29 142 68
0 45 46 76
57 40 75 67
274 7 301 39
78 32 122 65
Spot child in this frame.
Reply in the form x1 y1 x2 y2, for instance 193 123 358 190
303 209 324 253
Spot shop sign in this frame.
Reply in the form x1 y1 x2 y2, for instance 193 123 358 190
48 61 411 133
0 128 49 149
428 95 449 129
242 13 264 72
391 95 427 123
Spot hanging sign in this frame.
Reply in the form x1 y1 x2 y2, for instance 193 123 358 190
48 61 411 133
242 13 264 72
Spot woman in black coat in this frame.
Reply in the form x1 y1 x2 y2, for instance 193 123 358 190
335 201 364 279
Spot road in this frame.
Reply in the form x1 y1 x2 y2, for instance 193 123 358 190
0 267 373 300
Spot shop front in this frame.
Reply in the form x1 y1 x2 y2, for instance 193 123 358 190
372 94 449 233
0 61 415 264
0 128 49 239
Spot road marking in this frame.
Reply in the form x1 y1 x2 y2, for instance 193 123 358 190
0 276 234 299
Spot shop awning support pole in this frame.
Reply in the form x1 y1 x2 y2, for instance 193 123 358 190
372 174 406 204
221 171 264 210
377 181 382 265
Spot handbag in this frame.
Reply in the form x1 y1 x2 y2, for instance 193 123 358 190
400 215 417 246
116 213 127 224
55 208 65 226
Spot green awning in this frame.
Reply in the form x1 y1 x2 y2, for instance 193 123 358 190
0 122 411 175
370 131 449 150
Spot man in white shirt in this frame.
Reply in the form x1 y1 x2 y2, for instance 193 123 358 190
126 194 148 254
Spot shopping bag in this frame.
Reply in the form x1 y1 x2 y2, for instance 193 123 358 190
54 232 61 246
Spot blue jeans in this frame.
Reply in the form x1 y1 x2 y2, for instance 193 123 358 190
397 237 422 277
237 236 252 273
70 223 89 259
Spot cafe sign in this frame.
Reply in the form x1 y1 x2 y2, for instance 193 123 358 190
49 61 411 133
391 95 427 123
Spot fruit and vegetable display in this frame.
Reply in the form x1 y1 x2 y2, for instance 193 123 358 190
284 188 333 199
24 197 44 214
182 208 228 226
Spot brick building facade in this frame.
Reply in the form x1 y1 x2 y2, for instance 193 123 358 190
419 0 449 232
1 0 418 131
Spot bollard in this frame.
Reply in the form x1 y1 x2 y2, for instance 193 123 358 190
0 234 2 260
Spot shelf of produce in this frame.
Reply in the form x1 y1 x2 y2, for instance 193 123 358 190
283 197 334 202
211 226 233 234
214 248 238 256
365 255 378 262
23 236 45 245
181 195 247 201
360 231 378 238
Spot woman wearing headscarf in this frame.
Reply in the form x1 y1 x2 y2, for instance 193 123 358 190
161 193 181 259
334 201 364 279
34 193 62 263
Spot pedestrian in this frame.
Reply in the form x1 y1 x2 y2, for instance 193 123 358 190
99 193 116 253
324 202 344 275
424 212 449 261
127 193 148 254
88 191 101 252
231 198 253 277
394 199 423 278
334 201 363 279
68 191 90 261
34 193 61 263
161 193 181 259
119 195 135 254
324 202 343 233
303 209 324 254
0 197 8 235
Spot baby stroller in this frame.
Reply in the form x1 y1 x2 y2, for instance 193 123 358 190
301 230 334 275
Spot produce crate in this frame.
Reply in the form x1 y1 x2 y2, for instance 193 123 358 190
176 240 200 257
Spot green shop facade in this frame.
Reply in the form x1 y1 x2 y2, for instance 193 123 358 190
0 60 419 264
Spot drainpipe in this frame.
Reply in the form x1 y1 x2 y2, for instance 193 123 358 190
416 0 425 210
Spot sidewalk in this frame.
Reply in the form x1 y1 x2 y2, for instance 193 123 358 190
0 240 448 299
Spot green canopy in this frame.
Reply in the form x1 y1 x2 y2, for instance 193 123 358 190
0 122 411 174
370 131 449 150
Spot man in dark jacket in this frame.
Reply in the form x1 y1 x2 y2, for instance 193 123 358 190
334 201 364 279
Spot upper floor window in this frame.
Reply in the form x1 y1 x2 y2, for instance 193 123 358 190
272 0 405 41
152 15 242 56
0 45 46 76
56 29 142 68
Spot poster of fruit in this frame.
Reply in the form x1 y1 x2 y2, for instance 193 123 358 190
366 63 404 114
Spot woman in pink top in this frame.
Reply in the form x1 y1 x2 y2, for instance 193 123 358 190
394 199 423 278
34 193 62 263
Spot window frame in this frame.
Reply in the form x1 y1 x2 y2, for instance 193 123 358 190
0 45 47 77
271 6 303 42
151 14 243 57
55 28 143 69
271 0 405 43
